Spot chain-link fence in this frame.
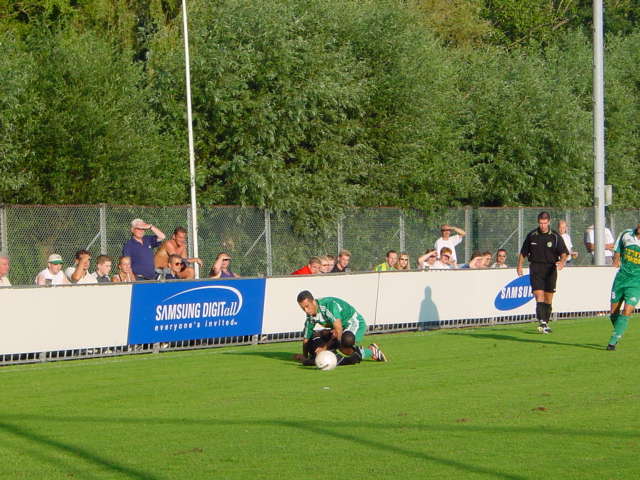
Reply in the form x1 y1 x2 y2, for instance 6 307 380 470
0 204 635 285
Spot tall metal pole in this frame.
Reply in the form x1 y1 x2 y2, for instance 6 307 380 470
182 0 200 278
593 0 606 265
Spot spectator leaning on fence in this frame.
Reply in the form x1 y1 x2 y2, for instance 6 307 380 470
374 250 398 271
0 254 10 287
435 224 466 265
584 224 615 265
112 256 136 283
209 252 240 279
292 256 322 275
557 220 578 265
459 251 484 269
431 247 453 270
65 249 97 284
93 255 112 283
319 256 333 274
35 254 70 286
123 218 166 280
417 249 437 270
491 249 508 268
332 250 351 273
154 226 202 280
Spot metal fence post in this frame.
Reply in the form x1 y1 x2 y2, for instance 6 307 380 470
187 207 194 259
264 209 273 277
337 216 344 254
0 204 7 255
464 206 472 263
517 208 524 249
399 211 406 252
99 204 107 255
609 211 615 236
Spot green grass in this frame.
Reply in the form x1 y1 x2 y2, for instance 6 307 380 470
1 317 638 479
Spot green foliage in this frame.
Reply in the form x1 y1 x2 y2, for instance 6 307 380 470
0 33 36 196
0 29 185 204
602 31 640 208
461 32 593 206
3 0 640 218
150 0 374 233
412 0 494 47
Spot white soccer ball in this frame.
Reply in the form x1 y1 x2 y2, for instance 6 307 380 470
315 350 337 371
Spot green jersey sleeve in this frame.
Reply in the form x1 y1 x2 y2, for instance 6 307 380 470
303 318 316 339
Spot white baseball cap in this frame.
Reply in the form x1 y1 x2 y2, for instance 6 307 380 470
47 254 63 264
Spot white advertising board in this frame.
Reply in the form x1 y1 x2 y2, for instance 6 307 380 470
262 273 379 334
0 283 132 355
0 266 619 356
375 266 617 324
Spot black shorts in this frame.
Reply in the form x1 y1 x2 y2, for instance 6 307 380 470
529 263 557 293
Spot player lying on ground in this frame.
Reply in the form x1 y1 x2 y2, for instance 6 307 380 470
294 290 387 366
607 224 640 350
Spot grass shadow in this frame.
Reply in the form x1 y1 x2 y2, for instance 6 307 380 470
222 350 298 362
0 420 161 480
446 331 605 350
3 413 638 480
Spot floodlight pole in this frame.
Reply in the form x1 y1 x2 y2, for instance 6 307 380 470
593 0 606 266
182 0 200 278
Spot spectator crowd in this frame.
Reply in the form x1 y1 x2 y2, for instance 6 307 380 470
0 219 613 288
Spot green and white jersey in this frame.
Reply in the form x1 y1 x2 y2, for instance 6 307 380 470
614 228 640 278
303 297 363 339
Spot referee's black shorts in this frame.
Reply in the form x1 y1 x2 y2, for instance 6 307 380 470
529 262 558 293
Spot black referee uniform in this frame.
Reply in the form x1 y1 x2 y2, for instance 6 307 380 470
520 227 569 292
520 226 569 328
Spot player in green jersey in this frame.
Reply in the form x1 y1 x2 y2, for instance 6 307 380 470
295 290 387 366
607 225 640 350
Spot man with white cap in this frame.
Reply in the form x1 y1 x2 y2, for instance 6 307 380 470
35 254 70 285
122 219 166 280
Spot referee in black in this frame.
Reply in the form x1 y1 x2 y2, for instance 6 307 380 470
516 211 569 333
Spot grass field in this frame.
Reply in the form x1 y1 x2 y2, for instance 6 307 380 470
1 317 638 479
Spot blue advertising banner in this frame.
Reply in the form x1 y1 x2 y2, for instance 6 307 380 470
128 278 266 344
494 275 534 311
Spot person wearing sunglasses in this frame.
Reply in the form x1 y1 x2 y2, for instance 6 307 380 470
209 252 239 279
164 254 185 280
434 224 466 265
431 247 454 270
396 253 411 271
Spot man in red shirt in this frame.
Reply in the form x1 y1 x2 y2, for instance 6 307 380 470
291 257 322 275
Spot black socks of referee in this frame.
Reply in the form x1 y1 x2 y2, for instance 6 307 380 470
536 302 552 323
536 302 545 323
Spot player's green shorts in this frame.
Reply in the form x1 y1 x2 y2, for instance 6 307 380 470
344 313 367 343
611 273 640 306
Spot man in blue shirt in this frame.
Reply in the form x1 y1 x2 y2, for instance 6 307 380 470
122 218 166 280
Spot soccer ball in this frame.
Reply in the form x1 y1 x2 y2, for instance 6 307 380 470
315 350 337 371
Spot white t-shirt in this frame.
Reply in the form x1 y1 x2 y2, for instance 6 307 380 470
561 233 573 254
35 269 67 285
583 227 614 257
0 275 10 287
65 266 98 284
435 235 463 264
429 261 451 270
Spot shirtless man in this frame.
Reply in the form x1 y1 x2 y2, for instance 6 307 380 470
154 227 202 279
